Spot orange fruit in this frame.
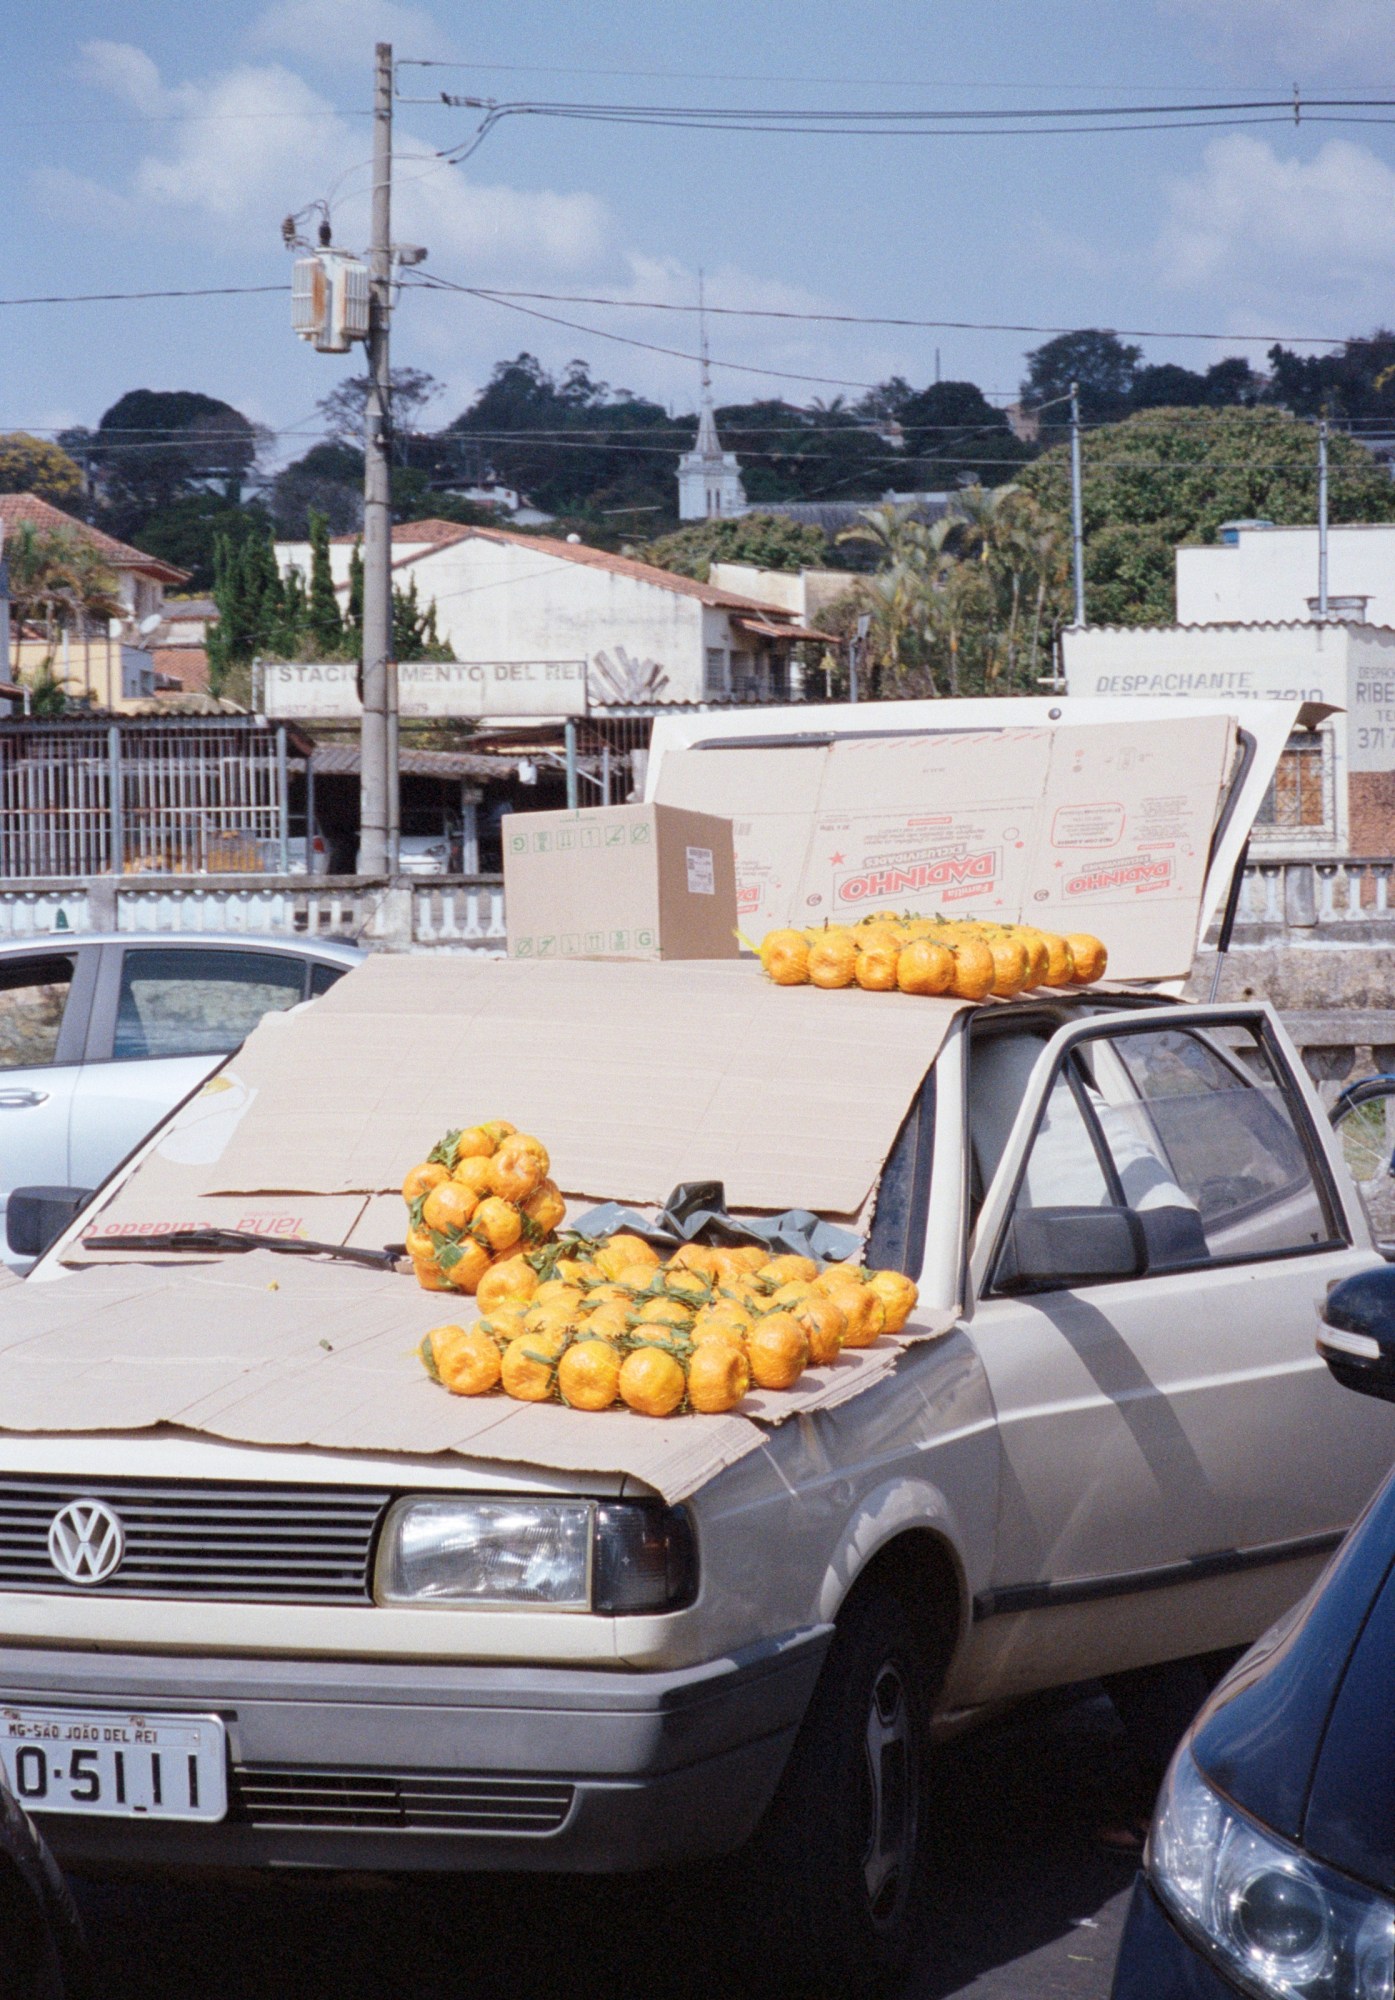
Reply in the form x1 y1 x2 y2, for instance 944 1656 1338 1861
897 939 954 996
767 1280 814 1313
1010 927 1050 988
412 1255 455 1294
854 945 900 992
824 1282 886 1348
451 1126 497 1162
691 1303 752 1343
729 1246 769 1275
613 1262 661 1292
450 1155 495 1200
443 1237 492 1295
405 1223 436 1263
596 1235 660 1281
618 1347 687 1417
986 936 1030 999
668 1243 719 1277
687 1341 750 1413
761 935 810 986
1066 933 1108 984
796 1294 846 1366
557 1339 622 1411
524 1298 581 1339
664 1267 711 1303
947 936 996 1002
422 1181 478 1236
584 1280 634 1309
534 1278 584 1308
747 1313 809 1390
501 1330 566 1401
1039 932 1076 988
430 1323 502 1397
580 1301 631 1343
403 1161 448 1203
759 1254 819 1287
476 1254 538 1316
811 1260 864 1294
479 1120 517 1145
471 1196 523 1253
488 1135 550 1203
555 1253 593 1283
807 934 858 989
479 1303 528 1343
521 1179 566 1235
867 1269 919 1334
637 1296 694 1330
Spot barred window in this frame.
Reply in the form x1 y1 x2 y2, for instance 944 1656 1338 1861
1256 732 1329 831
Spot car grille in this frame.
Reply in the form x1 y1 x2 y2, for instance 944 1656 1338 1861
0 1476 389 1603
231 1767 575 1835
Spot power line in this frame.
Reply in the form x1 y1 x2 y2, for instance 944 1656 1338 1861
0 284 286 306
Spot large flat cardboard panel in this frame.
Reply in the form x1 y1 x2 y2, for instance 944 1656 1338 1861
202 957 964 1215
503 803 737 961
0 1254 958 1504
656 715 1235 981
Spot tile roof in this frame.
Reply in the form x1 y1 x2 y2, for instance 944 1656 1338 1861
0 494 190 584
304 743 510 781
339 518 805 620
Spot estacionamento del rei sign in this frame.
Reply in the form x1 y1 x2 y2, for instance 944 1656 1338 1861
260 658 589 720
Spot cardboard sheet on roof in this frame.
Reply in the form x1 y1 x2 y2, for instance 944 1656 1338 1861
1 1253 958 1504
201 958 964 1216
651 713 1236 982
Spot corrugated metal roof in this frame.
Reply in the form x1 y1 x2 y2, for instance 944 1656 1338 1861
304 743 512 780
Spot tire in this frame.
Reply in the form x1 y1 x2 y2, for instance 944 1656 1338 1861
1332 1077 1395 1247
746 1572 942 1999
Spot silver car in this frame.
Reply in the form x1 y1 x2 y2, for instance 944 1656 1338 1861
0 932 362 1261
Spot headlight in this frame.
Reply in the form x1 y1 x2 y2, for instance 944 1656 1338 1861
374 1497 697 1614
1150 1747 1395 2000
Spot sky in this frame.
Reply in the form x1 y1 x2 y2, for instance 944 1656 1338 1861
6 0 1395 471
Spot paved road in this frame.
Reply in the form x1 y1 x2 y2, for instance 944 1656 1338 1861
70 1693 1142 2000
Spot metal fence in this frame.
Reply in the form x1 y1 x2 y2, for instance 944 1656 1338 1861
0 720 290 879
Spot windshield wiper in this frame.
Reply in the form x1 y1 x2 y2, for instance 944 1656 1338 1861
80 1229 401 1272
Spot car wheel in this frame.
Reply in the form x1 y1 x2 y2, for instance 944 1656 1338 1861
747 1573 942 1999
0 1865 68 2000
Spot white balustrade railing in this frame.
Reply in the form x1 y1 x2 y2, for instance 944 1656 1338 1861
1226 857 1395 934
0 875 508 953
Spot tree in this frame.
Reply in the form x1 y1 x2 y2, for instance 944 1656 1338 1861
316 369 443 445
131 496 268 593
85 390 265 533
1265 330 1395 423
306 510 342 653
895 381 1030 490
1017 405 1395 625
1021 329 1142 423
4 522 124 707
642 513 828 580
270 441 364 539
1130 364 1210 411
0 434 84 508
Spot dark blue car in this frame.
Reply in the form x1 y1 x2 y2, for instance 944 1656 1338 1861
1113 1264 1395 1999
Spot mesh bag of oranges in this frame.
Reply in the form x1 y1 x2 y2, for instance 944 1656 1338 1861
401 1120 566 1296
417 1233 920 1419
756 914 1107 1002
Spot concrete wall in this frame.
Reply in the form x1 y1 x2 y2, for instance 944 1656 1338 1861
1178 525 1395 626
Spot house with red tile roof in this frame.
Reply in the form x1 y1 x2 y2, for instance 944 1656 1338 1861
274 518 819 708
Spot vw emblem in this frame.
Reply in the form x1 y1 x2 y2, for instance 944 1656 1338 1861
47 1499 126 1586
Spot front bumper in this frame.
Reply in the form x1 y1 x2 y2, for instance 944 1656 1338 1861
0 1629 830 1875
1111 1878 1241 1999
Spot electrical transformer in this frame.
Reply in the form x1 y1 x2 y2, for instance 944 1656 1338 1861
291 253 371 354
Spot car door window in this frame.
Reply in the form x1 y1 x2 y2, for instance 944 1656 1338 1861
308 961 346 999
112 949 307 1062
991 1021 1338 1292
0 956 74 1069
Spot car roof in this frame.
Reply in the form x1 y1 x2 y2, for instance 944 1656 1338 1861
0 931 364 965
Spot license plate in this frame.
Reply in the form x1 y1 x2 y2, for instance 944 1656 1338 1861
0 1707 227 1821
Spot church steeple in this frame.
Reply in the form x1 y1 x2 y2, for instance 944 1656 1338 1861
677 273 747 521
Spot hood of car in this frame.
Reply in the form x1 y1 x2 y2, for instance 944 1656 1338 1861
1190 1468 1395 1858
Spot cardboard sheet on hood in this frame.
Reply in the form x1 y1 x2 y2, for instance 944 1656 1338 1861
202 957 965 1215
0 1254 959 1504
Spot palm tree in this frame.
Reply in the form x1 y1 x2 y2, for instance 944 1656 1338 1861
6 525 124 704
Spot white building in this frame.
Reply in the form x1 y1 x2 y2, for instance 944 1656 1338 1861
1178 521 1395 628
676 330 747 521
274 519 808 706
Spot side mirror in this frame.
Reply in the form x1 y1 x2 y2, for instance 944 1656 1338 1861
1319 1266 1395 1403
7 1187 95 1261
995 1205 1148 1295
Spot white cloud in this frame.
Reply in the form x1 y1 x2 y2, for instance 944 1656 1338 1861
1154 134 1395 321
251 0 453 65
1166 0 1395 74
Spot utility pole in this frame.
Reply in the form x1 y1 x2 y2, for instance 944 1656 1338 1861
1069 382 1086 628
360 40 395 874
1317 419 1330 621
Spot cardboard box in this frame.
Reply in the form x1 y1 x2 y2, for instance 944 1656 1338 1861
652 714 1236 983
503 803 738 962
